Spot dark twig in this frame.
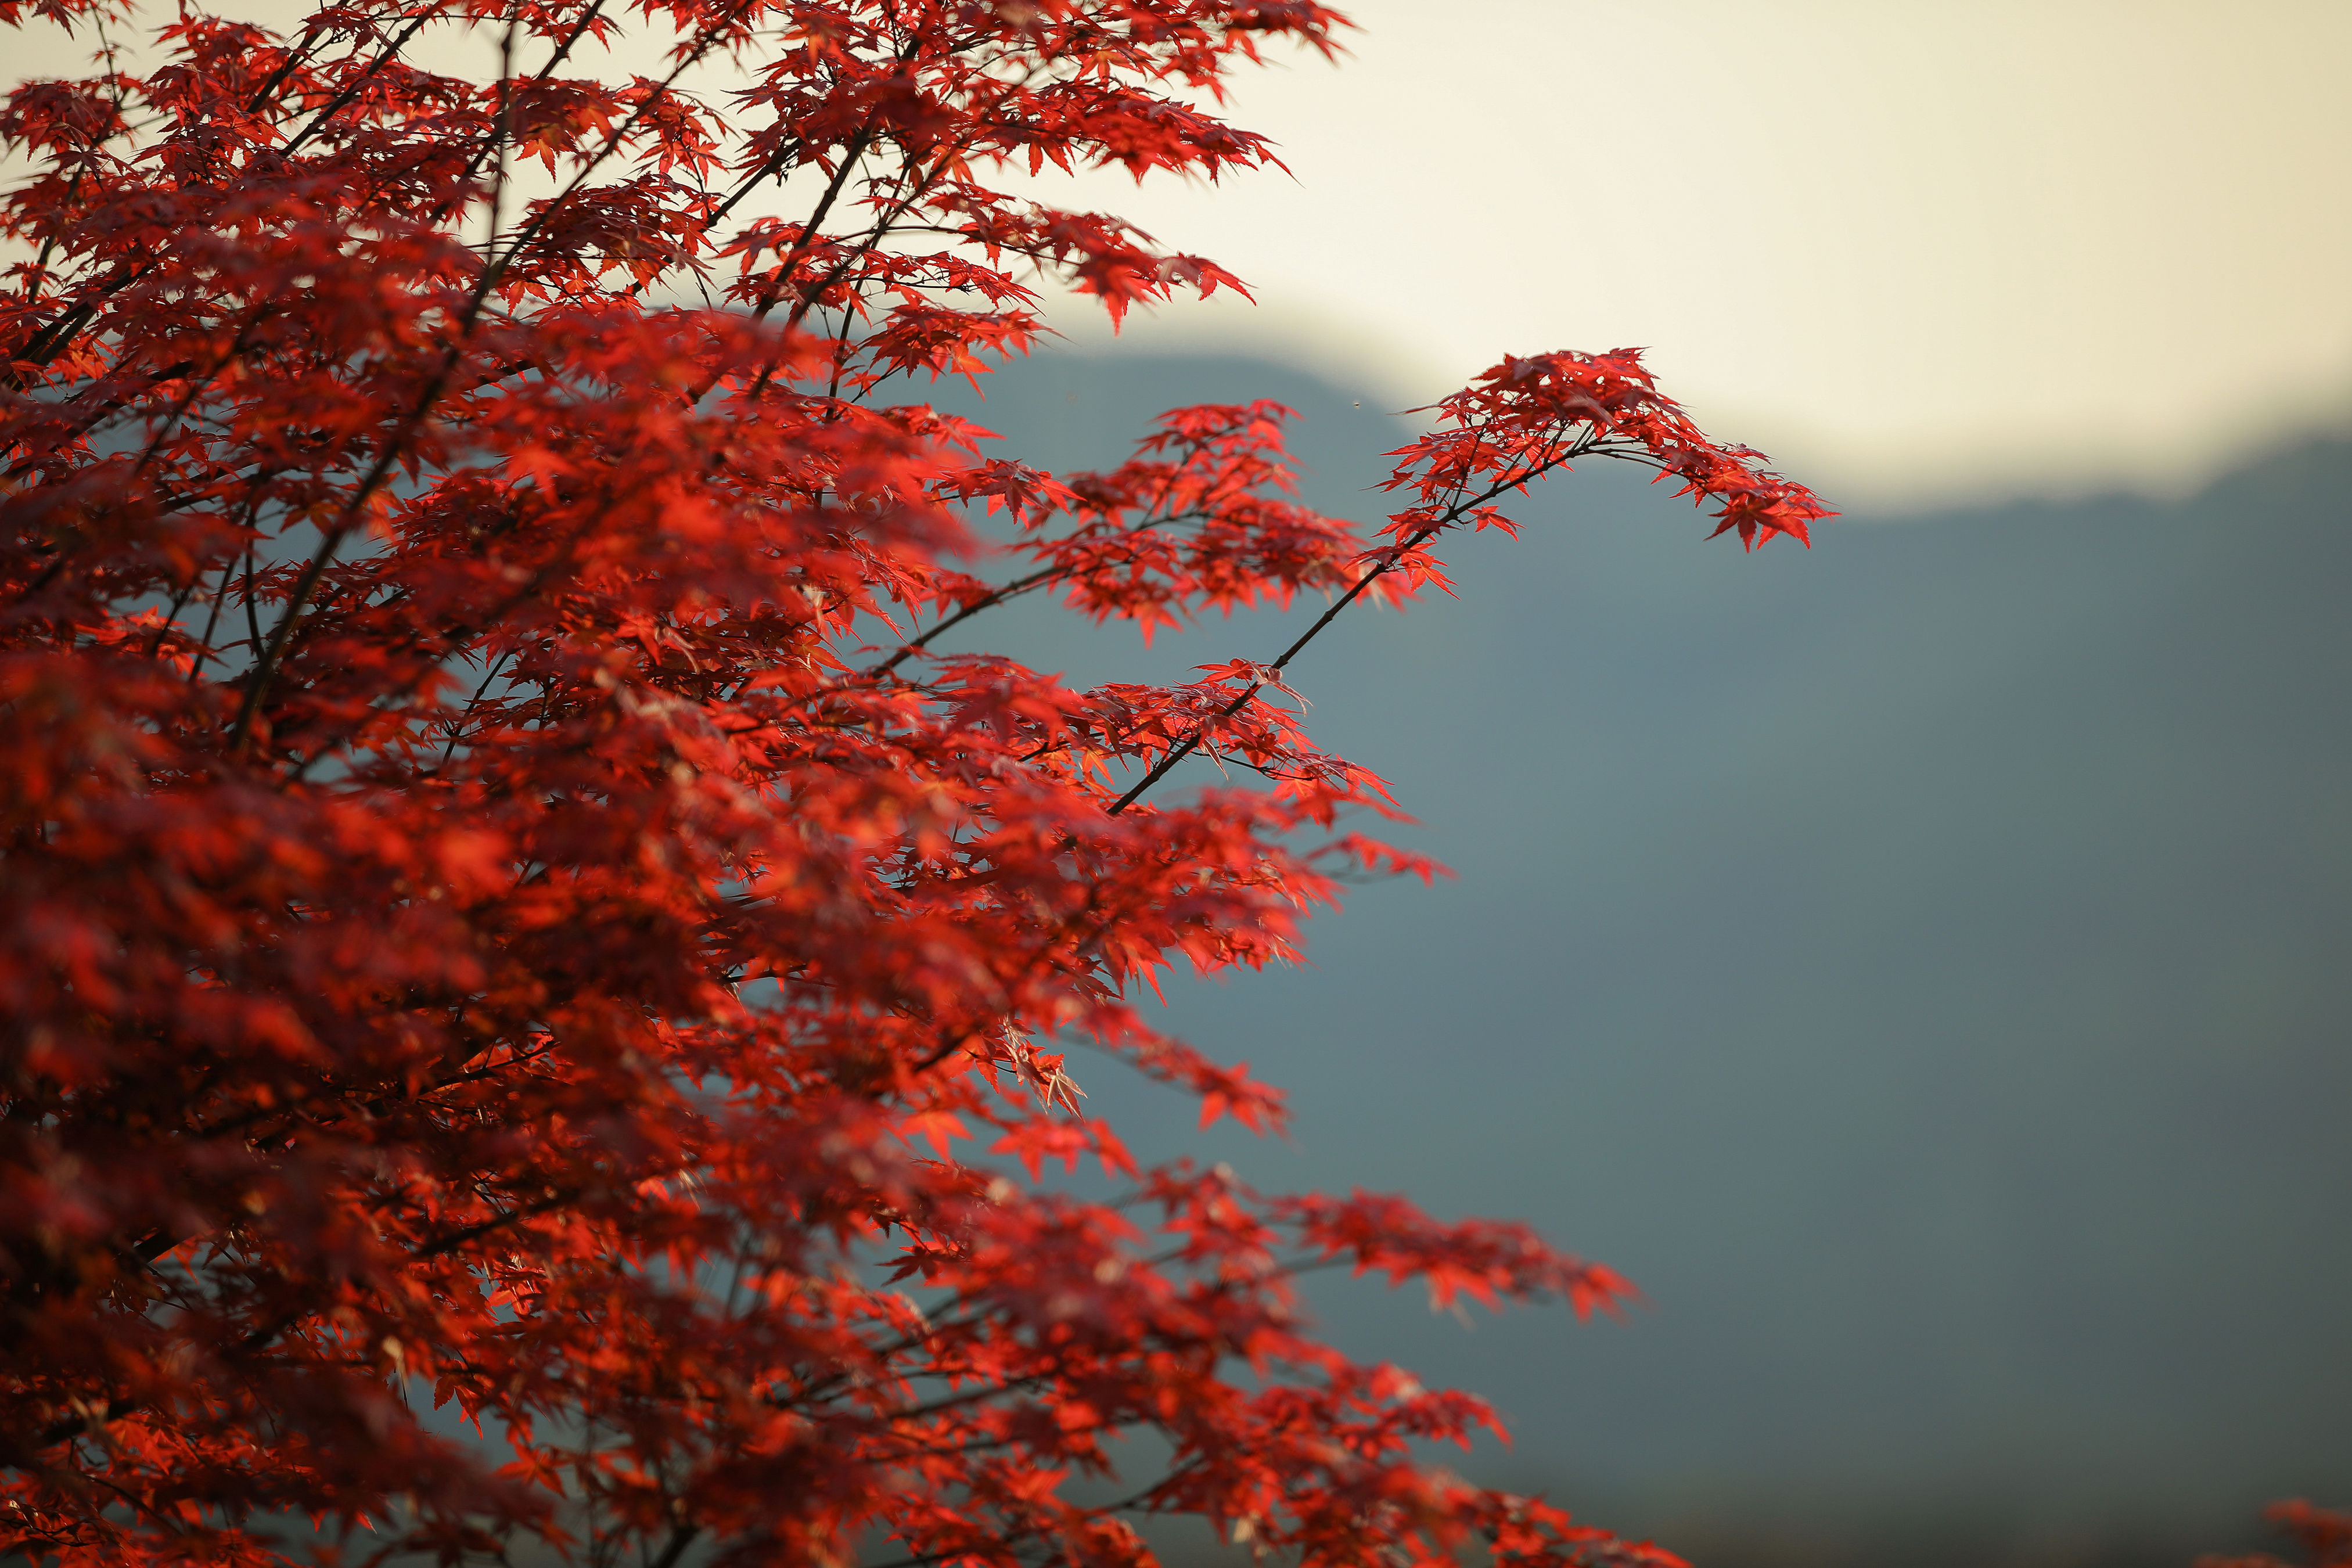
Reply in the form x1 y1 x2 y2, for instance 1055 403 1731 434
1105 438 1588 815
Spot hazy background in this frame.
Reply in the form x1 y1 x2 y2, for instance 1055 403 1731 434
1034 0 2352 510
919 349 2352 1568
908 9 2351 1560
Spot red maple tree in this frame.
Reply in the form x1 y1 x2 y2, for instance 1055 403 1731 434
1 1 1830 1563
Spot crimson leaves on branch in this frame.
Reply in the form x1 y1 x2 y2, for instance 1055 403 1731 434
0 1 1832 1562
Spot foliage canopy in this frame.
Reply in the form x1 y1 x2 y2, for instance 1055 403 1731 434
0 1 1828 1562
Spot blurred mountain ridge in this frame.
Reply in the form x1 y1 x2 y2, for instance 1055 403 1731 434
916 347 2351 1568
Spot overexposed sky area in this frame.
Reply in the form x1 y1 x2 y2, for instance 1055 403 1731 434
12 1 2348 508
1046 1 2352 508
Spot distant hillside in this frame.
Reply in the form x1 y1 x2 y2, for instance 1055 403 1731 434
918 348 2352 1568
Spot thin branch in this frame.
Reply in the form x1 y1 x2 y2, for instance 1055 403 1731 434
472 5 750 297
873 563 1061 675
871 500 1221 678
23 15 130 308
434 649 516 769
226 10 539 762
185 553 240 685
1105 440 1589 815
426 0 619 228
647 1522 701 1568
280 4 447 157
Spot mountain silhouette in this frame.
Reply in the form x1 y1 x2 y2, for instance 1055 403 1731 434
915 346 2352 1568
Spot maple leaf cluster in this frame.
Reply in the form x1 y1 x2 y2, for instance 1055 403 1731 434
1 1 1829 1563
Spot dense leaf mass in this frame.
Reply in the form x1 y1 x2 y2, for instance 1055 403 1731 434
0 1 1828 1562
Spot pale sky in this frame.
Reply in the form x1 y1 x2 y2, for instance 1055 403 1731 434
13 1 2349 508
1037 1 2352 509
